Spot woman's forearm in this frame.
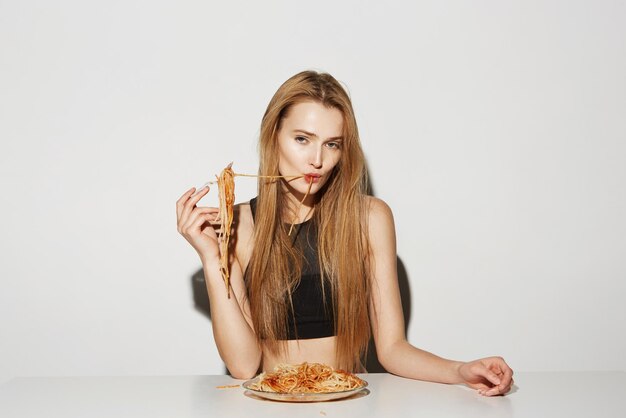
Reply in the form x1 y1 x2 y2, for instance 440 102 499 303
202 257 262 379
378 340 463 384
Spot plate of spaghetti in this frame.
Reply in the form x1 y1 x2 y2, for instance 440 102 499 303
242 362 368 402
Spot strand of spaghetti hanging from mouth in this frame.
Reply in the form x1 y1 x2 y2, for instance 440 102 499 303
287 176 314 236
213 163 304 298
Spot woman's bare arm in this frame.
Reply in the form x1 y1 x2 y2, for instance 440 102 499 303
366 197 514 395
177 188 261 378
202 251 261 378
366 196 464 383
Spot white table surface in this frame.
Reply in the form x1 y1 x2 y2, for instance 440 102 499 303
1 372 624 418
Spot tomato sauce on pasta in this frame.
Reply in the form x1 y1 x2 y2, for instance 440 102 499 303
249 363 365 393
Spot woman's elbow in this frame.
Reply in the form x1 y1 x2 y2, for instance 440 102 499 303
374 339 406 373
225 356 261 379
228 367 257 380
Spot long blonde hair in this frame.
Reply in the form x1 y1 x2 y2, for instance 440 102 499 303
246 71 370 372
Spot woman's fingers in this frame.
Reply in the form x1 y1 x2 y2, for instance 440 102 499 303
176 187 197 219
467 361 502 386
179 186 210 222
478 360 514 396
177 186 210 223
461 356 514 396
481 378 513 396
179 208 220 260
496 366 514 394
483 368 502 386
181 207 218 235
188 212 218 239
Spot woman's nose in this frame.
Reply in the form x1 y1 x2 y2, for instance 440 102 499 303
310 146 323 169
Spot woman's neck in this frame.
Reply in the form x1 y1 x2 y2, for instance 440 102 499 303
283 191 317 224
280 177 319 224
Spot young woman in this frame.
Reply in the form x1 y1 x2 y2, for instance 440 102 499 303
176 71 513 396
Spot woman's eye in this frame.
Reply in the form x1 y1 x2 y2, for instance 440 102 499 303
326 142 341 149
295 136 308 144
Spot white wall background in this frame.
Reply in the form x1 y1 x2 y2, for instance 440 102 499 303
1 0 625 385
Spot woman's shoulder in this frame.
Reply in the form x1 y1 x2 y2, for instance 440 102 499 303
363 195 396 239
363 195 394 220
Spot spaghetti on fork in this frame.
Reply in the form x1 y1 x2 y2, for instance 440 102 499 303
215 163 235 298
213 163 309 298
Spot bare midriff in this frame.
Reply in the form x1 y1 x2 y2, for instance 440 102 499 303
261 336 337 372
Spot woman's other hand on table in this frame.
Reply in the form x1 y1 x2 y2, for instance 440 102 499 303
457 356 514 396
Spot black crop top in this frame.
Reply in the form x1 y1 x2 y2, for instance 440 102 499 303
249 197 335 340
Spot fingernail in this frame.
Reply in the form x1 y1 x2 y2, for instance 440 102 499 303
193 183 209 195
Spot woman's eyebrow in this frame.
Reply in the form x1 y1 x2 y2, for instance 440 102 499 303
293 129 343 141
293 129 317 137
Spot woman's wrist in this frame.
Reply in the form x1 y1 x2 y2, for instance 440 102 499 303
200 253 221 268
200 256 232 297
449 360 466 384
200 255 225 284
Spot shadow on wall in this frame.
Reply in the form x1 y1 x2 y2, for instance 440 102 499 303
191 269 230 375
192 268 211 318
191 256 412 374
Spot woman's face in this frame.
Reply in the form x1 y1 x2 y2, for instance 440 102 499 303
277 100 344 201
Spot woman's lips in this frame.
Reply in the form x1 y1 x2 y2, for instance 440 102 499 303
304 174 321 183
